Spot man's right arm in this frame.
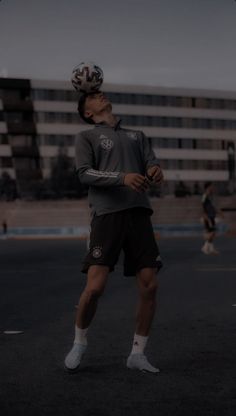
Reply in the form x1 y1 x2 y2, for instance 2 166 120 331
75 133 125 187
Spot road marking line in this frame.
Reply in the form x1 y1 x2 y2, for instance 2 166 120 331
2 265 77 274
3 330 24 335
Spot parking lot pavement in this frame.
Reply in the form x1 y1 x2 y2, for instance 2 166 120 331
0 236 236 416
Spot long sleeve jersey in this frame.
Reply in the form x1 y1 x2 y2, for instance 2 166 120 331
75 120 159 216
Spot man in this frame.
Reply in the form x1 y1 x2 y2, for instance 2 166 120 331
64 91 164 373
201 182 219 255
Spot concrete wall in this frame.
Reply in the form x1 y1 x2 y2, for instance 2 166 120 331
0 196 235 237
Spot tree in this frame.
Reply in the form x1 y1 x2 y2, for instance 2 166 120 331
50 145 87 198
0 172 18 201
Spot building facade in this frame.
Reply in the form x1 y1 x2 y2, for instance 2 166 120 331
0 77 235 195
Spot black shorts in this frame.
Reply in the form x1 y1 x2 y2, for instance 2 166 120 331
204 218 216 233
82 208 162 276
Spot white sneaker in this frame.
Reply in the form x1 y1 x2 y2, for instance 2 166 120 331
127 353 160 373
208 244 220 255
211 249 219 255
201 243 210 255
64 343 87 372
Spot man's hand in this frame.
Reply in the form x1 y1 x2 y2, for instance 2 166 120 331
124 173 149 192
146 165 164 184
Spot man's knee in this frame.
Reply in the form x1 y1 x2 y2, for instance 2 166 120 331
137 268 158 299
84 265 109 302
83 287 104 303
145 280 158 299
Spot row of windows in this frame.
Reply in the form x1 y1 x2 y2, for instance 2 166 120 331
107 93 236 110
37 136 230 150
160 160 227 170
8 135 36 147
31 89 77 102
1 133 235 153
152 138 227 150
34 111 236 130
36 135 75 146
0 134 36 146
0 154 229 171
35 112 79 124
39 157 227 171
38 136 233 151
120 115 236 129
0 134 75 147
1 133 235 152
31 88 236 110
2 107 236 130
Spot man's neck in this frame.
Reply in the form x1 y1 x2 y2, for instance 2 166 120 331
94 111 117 127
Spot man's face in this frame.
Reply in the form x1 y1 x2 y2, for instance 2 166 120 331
84 92 112 119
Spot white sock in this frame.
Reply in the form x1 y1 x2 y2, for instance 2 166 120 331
130 333 148 355
74 326 88 346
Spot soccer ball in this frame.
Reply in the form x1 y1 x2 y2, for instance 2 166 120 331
71 62 103 93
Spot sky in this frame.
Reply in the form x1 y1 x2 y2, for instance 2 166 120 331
0 0 236 90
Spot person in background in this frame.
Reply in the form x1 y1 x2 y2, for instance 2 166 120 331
201 182 220 255
2 220 7 239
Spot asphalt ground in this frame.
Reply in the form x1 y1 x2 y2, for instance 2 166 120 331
0 236 236 416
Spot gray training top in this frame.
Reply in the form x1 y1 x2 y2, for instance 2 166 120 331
75 120 159 216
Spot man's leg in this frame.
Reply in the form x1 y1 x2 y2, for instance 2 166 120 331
202 230 218 254
76 265 109 329
202 231 211 254
135 267 158 336
207 231 219 254
127 267 160 373
64 265 109 372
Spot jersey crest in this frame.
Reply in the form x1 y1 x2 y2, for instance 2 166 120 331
100 138 114 151
126 132 138 140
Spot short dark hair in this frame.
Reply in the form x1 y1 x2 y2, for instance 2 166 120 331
204 181 213 190
77 93 95 125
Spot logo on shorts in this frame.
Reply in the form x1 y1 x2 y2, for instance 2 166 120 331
92 246 103 259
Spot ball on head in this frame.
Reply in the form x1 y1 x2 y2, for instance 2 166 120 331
71 62 103 93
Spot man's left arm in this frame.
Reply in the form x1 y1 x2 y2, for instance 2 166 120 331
141 133 164 184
